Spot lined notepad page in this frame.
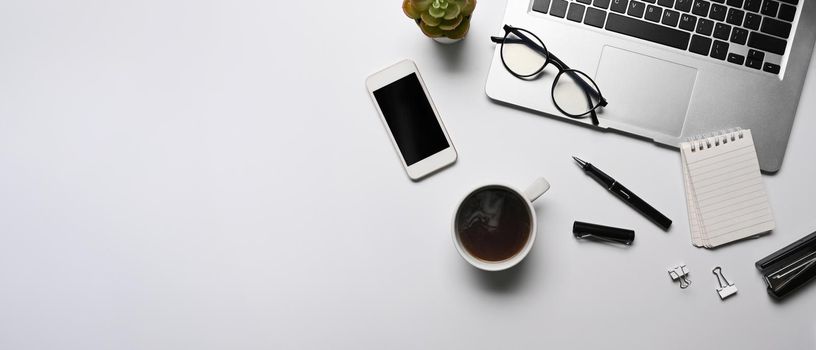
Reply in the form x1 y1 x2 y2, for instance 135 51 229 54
681 129 775 248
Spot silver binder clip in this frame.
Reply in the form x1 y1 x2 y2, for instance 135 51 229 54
712 266 737 300
668 264 691 289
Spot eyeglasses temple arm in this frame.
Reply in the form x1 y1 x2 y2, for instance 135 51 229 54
495 38 574 71
588 107 600 125
494 30 550 58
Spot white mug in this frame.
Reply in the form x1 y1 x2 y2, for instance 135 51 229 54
451 178 551 271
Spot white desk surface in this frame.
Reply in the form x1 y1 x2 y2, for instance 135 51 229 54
1 1 815 349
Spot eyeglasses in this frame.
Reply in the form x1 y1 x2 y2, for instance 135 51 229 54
491 25 608 125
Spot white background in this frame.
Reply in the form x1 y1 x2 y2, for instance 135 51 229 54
1 1 815 349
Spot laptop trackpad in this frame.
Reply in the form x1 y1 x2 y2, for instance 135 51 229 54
594 46 697 137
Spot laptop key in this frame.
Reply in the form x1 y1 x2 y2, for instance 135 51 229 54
646 5 663 21
743 0 761 12
692 0 710 16
568 3 587 22
611 0 629 12
675 0 694 11
744 13 761 30
778 4 795 21
746 57 763 69
628 1 646 17
748 49 765 60
726 0 743 7
679 14 697 30
761 0 779 16
594 0 612 9
731 27 748 44
663 9 681 26
727 53 745 64
726 8 744 26
533 0 552 13
763 62 780 73
776 0 797 4
605 13 691 50
709 4 727 21
585 7 608 27
696 18 714 35
714 23 731 40
578 0 593 4
643 0 657 4
551 0 569 17
711 40 729 59
690 35 712 55
748 31 787 55
658 0 674 7
761 17 792 38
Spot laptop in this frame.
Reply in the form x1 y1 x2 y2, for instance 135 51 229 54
486 0 816 172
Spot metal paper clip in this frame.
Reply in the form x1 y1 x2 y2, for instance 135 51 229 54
668 264 691 289
712 266 737 300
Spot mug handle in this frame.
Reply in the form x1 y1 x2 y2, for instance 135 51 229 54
523 178 551 202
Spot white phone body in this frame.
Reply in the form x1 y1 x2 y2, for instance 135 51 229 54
366 59 457 181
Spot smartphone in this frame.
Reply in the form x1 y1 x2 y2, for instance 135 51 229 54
366 60 457 181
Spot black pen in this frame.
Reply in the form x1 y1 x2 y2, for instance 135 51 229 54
573 156 672 230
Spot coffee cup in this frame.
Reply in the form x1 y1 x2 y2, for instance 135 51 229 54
451 178 550 271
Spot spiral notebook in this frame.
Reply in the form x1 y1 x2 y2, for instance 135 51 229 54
680 129 775 248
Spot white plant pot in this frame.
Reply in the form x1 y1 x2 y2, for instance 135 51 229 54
432 36 462 44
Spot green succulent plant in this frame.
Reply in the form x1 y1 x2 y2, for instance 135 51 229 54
403 0 477 40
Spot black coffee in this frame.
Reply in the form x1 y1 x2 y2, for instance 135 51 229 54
455 186 532 262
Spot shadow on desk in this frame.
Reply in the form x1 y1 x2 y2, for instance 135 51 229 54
430 39 468 73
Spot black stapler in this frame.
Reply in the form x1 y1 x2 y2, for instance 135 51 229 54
755 230 816 300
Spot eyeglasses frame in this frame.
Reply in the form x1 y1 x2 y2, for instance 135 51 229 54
491 24 608 126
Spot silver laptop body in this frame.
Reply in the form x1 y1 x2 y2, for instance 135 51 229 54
486 0 816 172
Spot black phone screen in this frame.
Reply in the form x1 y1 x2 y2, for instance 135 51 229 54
373 73 449 166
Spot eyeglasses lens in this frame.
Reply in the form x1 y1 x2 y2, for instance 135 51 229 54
553 70 602 116
501 30 547 77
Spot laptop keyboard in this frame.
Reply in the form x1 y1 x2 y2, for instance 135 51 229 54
531 0 798 74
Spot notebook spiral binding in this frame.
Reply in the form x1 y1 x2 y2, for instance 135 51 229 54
687 128 744 152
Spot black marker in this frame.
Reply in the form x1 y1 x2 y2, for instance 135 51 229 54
573 156 672 230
